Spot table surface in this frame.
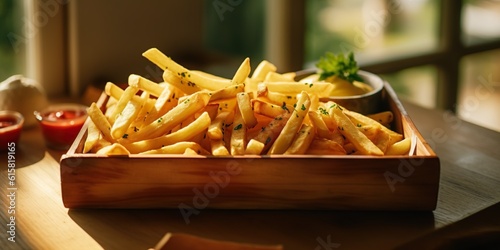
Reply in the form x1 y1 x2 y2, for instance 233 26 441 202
1 100 499 250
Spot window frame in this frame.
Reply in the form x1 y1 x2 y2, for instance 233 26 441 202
291 0 500 111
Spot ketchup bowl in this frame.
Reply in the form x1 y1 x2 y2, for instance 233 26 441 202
34 103 88 150
0 111 24 151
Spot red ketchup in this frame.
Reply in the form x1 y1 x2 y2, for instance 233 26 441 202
35 104 87 150
0 111 24 151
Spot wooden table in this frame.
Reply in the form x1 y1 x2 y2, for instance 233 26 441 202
1 101 499 250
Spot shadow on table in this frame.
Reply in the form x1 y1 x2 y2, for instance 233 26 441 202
68 208 434 250
394 201 500 249
0 128 46 168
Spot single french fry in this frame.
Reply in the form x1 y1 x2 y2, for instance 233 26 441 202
308 94 320 117
281 72 297 80
236 92 257 128
263 81 333 97
183 147 200 156
357 125 380 140
252 99 290 118
123 112 211 154
110 97 143 140
386 137 411 155
264 91 298 107
104 82 125 100
319 103 337 130
84 120 101 153
129 91 154 131
207 111 234 140
284 124 315 155
125 92 210 141
344 109 403 145
162 69 202 94
246 114 273 139
105 81 149 109
143 48 233 91
244 139 265 155
256 82 268 97
264 71 295 82
210 98 237 113
140 141 209 155
372 128 392 153
343 142 357 155
308 110 333 139
87 102 114 143
129 74 164 97
306 138 347 155
230 107 246 155
96 143 130 155
208 83 244 101
268 91 311 154
108 83 139 124
331 105 384 156
210 139 230 156
231 57 251 85
367 111 394 126
89 138 113 153
153 84 181 118
251 60 277 81
251 112 290 153
202 103 220 121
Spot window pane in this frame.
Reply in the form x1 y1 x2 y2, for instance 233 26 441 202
462 0 500 46
304 0 440 66
381 66 438 109
0 0 25 81
458 49 500 132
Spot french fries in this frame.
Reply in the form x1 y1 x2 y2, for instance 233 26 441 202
330 104 383 156
84 48 410 156
143 48 233 91
268 91 311 154
123 112 211 154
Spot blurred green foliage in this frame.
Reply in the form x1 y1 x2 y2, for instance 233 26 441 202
0 0 24 81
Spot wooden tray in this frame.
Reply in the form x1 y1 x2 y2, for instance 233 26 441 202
60 81 440 210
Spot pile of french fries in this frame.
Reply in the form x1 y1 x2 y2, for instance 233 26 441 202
84 48 411 156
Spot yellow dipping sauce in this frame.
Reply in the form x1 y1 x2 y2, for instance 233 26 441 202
300 74 373 97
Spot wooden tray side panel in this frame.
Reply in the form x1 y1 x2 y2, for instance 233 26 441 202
60 156 439 210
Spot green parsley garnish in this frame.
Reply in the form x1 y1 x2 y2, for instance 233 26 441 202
319 107 329 115
316 51 363 83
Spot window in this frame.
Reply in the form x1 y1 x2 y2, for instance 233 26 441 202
304 0 441 109
0 0 26 82
304 0 500 130
462 0 500 46
458 49 500 132
305 0 440 66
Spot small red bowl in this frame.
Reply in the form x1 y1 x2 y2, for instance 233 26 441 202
0 111 24 151
34 103 88 150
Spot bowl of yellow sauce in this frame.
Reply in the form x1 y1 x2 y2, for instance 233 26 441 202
296 69 384 114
